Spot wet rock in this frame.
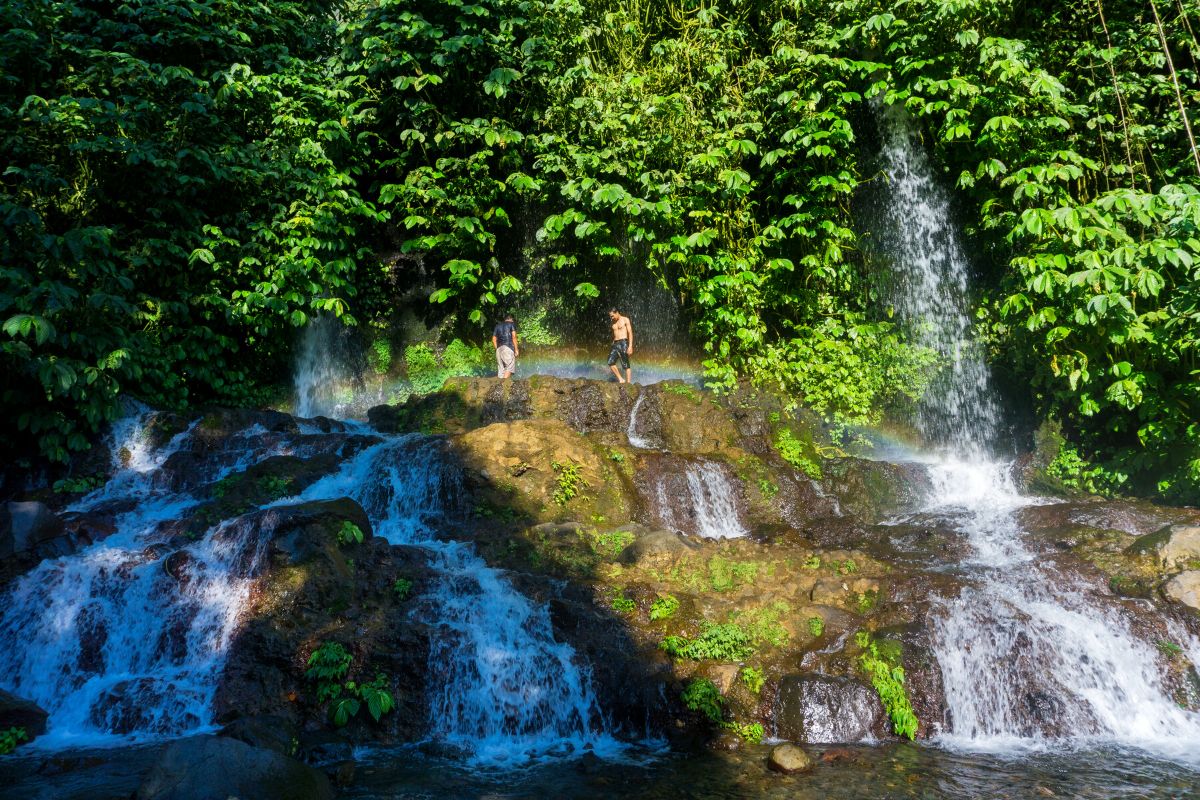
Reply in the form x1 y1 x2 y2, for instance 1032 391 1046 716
0 689 48 740
1163 571 1200 609
1019 500 1198 539
220 714 299 756
774 675 883 743
635 452 750 538
1128 525 1200 571
135 734 332 800
617 529 698 568
767 742 814 774
163 550 195 583
821 459 930 524
2 501 65 557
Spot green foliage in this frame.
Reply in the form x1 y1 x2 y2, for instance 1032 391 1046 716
368 338 393 376
305 641 353 704
1046 443 1128 497
757 479 779 499
681 678 725 724
0 727 27 755
856 590 878 613
856 631 918 740
590 529 635 559
732 602 791 648
808 616 826 638
392 577 413 601
649 594 680 621
661 622 754 661
552 460 586 506
838 559 858 576
610 592 636 614
9 0 1199 500
211 473 243 500
52 475 104 494
256 475 294 500
775 429 822 480
305 641 394 727
338 521 364 547
1157 640 1185 659
740 666 766 695
802 555 822 570
663 383 701 404
608 450 625 464
707 555 760 592
726 721 765 744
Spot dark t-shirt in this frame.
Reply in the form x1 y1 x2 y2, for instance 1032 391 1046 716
493 321 516 350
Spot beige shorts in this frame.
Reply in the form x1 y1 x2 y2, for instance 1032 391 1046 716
496 345 516 376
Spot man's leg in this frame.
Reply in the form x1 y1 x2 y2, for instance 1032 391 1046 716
609 364 624 383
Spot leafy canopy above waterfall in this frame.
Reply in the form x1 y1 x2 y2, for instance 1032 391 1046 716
2 0 1199 501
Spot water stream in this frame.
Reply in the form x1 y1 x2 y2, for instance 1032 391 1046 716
873 109 1200 761
289 437 620 762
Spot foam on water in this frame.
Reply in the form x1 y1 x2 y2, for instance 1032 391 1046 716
873 107 1200 762
292 437 625 763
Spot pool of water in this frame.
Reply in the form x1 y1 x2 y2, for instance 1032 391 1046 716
7 741 1199 799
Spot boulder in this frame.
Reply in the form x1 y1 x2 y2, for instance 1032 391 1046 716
774 674 883 743
617 529 698 569
821 459 929 524
2 501 65 558
1163 571 1200 610
220 714 299 756
0 689 48 740
767 743 814 774
136 735 332 800
1129 525 1200 571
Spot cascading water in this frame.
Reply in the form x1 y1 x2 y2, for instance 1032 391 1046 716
870 107 1003 456
291 437 620 762
0 410 278 745
872 109 1200 761
653 460 747 540
627 391 653 449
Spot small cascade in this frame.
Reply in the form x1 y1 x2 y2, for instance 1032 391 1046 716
0 414 271 745
293 437 620 762
294 315 356 419
871 108 1200 761
627 391 653 449
652 460 747 540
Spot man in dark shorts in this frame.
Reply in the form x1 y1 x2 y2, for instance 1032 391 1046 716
607 308 633 383
492 314 518 378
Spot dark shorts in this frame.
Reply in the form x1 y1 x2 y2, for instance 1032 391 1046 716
608 339 630 370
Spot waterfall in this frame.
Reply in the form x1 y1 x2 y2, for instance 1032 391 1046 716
873 109 1200 761
294 316 354 419
0 413 270 745
293 437 620 762
627 391 652 449
871 107 1003 457
653 460 747 540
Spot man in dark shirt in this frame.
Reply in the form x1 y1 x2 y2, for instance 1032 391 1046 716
492 314 519 378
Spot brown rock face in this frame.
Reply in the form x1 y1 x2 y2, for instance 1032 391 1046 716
0 688 49 740
1164 571 1200 609
136 735 332 800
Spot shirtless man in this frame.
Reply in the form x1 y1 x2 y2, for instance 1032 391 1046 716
607 308 634 383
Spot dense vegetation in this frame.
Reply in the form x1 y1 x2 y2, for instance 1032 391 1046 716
2 0 1198 501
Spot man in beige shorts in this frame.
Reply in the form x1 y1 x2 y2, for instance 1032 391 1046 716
492 313 519 378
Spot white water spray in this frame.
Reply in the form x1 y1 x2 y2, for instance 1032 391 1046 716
294 316 354 419
874 109 1200 760
293 437 622 762
653 460 747 540
627 391 652 449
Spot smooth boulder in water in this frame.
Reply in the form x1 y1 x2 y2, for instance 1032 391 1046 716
136 734 332 800
1163 571 1200 610
768 743 814 774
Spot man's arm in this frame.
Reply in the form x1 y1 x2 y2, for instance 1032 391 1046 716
513 330 519 356
491 334 498 349
625 318 633 353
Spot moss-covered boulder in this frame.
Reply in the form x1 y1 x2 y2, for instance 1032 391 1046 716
451 418 638 528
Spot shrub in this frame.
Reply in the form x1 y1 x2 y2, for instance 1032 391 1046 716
649 594 680 621
681 678 724 723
